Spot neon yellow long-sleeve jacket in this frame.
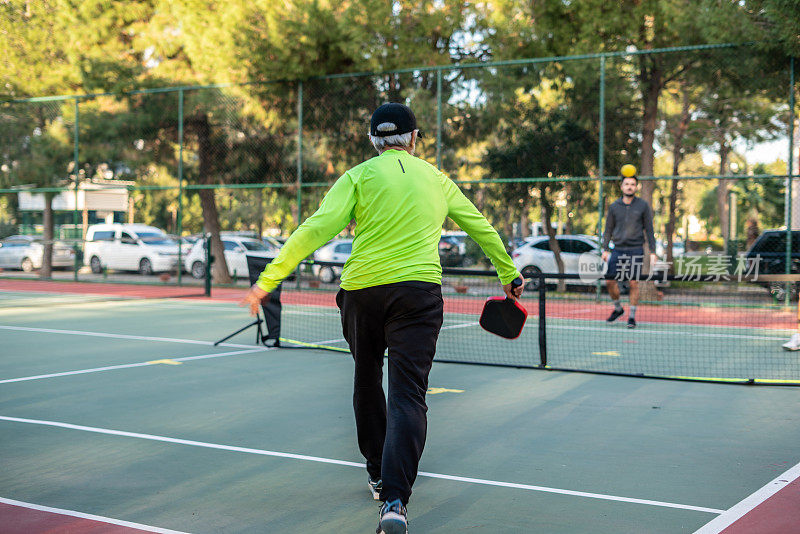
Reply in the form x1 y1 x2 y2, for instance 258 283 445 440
256 149 520 293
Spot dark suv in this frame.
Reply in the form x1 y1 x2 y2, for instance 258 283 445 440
745 230 800 299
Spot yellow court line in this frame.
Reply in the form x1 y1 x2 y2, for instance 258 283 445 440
279 337 350 353
427 388 465 395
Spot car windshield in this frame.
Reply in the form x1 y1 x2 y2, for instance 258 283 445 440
241 240 268 251
137 232 174 246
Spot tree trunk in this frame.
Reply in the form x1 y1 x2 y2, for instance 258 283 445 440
520 204 529 238
40 192 54 279
540 183 565 292
639 61 662 207
666 86 691 268
717 142 731 242
193 113 231 284
257 189 264 238
475 187 485 211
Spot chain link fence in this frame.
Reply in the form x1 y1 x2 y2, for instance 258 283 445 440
0 43 797 303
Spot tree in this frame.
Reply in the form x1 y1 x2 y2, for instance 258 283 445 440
656 81 701 266
486 107 597 291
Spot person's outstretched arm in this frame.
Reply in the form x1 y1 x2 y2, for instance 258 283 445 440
241 173 356 314
442 175 521 294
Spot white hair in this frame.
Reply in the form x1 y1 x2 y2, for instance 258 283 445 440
368 122 415 153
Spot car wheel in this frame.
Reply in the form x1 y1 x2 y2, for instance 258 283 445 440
521 266 542 290
90 256 103 274
318 266 335 284
139 258 153 276
191 261 206 279
21 257 34 272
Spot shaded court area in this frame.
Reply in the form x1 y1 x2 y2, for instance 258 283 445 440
1 280 800 533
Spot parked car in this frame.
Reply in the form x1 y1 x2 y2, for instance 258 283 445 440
656 240 686 258
0 235 75 272
84 223 180 275
512 234 603 289
745 229 800 299
439 232 477 267
263 236 284 250
184 233 281 279
312 238 352 283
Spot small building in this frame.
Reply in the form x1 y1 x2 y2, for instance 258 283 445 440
16 179 135 238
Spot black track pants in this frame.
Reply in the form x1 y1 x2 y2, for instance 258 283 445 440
336 281 444 505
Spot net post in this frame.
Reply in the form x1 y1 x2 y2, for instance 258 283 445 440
204 233 212 297
538 272 547 367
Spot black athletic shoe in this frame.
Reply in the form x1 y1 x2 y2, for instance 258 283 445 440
377 499 408 534
627 317 637 328
606 308 625 323
368 476 382 500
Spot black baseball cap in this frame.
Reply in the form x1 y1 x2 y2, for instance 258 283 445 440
370 103 420 137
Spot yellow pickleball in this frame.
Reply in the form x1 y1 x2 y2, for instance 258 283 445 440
621 164 637 178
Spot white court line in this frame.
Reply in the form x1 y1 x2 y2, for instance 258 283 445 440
306 321 481 349
0 415 724 515
548 323 789 341
441 321 479 330
0 496 189 534
692 460 800 533
0 348 267 384
8 297 785 340
0 324 256 349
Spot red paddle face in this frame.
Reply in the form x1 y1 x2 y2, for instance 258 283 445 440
479 297 528 339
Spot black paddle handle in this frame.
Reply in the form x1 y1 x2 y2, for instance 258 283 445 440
506 276 523 301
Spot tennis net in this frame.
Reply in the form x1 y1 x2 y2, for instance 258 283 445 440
269 263 800 385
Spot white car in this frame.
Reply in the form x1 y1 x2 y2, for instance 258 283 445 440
84 223 180 275
512 234 603 288
0 235 75 271
312 238 352 283
513 234 670 289
184 234 281 279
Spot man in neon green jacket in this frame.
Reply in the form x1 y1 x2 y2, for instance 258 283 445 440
242 103 522 534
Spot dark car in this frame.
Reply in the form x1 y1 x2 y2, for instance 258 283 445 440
745 229 800 299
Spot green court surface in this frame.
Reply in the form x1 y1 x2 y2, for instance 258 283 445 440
1 291 800 533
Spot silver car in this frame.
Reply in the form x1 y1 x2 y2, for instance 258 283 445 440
312 239 352 283
0 235 75 272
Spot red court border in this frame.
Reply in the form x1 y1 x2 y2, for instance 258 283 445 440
0 499 182 534
695 464 800 534
1 279 793 330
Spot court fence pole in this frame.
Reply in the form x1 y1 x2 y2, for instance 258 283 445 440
295 81 304 289
786 56 795 306
177 89 184 285
436 68 443 169
596 55 606 301
73 97 80 282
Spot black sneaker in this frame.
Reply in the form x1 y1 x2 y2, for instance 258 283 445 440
627 317 637 328
368 476 382 500
607 307 625 322
377 499 408 534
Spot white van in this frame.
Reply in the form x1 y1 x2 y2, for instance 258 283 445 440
84 223 180 275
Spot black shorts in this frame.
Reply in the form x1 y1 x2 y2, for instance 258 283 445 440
605 247 645 280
